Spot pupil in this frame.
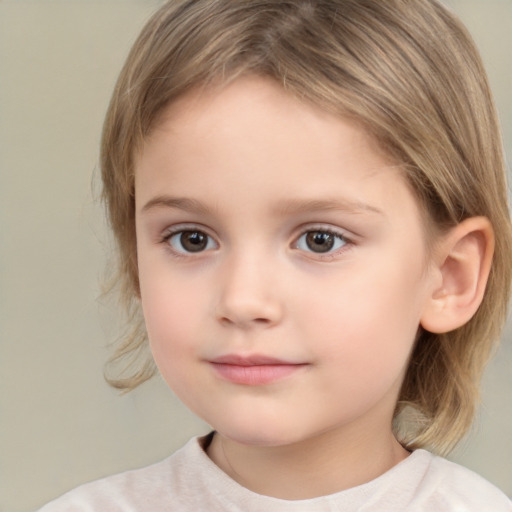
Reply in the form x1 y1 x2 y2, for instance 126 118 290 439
181 231 207 252
306 232 334 253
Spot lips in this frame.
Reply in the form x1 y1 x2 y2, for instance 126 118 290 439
209 354 307 386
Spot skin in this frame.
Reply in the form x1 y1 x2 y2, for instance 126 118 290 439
134 76 444 500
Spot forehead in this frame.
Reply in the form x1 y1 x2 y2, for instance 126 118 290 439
140 76 394 175
156 77 371 142
135 76 419 223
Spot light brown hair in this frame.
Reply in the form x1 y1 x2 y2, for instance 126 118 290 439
100 0 512 455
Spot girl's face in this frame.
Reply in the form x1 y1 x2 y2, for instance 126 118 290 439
135 76 438 448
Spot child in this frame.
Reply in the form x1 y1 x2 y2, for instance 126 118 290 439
40 0 512 510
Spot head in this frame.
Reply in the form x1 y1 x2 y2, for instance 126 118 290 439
101 0 512 454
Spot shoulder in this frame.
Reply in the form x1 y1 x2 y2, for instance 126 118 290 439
408 450 512 512
37 436 204 512
37 457 175 512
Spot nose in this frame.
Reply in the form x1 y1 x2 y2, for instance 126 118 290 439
215 253 284 329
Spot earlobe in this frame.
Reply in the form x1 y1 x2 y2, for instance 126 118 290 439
420 217 494 334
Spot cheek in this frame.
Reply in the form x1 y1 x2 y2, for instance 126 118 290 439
298 259 426 380
139 273 205 375
139 275 218 420
142 283 185 339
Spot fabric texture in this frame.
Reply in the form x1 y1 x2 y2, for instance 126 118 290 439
39 434 512 512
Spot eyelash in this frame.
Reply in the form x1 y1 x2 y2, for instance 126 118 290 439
160 225 353 258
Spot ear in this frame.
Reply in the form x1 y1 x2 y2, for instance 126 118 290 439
420 217 494 334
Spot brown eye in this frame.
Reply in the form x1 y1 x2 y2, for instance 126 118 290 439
296 230 347 254
168 230 216 253
180 231 207 252
305 232 335 253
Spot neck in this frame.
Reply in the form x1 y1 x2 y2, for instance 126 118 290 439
206 422 409 500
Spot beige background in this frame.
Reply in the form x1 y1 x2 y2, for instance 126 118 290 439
1 1 511 511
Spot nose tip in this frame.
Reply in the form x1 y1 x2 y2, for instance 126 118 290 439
215 262 284 329
217 297 282 329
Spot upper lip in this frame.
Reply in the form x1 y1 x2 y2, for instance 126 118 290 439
209 354 300 366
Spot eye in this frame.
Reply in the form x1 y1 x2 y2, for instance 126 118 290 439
166 230 217 254
295 230 347 254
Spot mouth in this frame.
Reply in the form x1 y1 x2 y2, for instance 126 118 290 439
208 354 308 386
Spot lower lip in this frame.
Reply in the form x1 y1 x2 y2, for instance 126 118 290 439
210 363 305 386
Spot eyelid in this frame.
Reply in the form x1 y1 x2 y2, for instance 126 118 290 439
160 222 216 239
295 223 353 240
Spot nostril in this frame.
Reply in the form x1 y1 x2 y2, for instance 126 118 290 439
219 316 235 326
254 318 270 324
218 315 272 327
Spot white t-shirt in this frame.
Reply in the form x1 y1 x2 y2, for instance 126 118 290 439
39 434 511 512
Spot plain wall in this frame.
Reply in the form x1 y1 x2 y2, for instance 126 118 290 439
1 1 511 511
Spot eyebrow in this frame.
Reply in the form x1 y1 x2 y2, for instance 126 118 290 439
140 195 384 217
273 198 385 217
140 196 212 215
